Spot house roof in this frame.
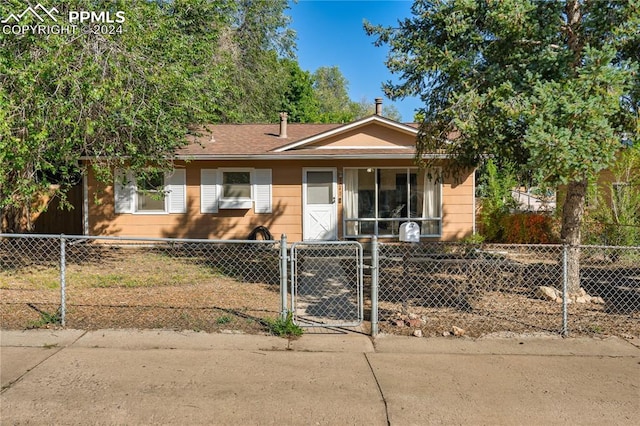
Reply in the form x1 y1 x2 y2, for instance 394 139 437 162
176 115 438 160
179 123 341 156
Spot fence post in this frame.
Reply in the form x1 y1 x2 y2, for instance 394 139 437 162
370 236 379 336
562 244 568 336
280 234 288 320
59 234 66 327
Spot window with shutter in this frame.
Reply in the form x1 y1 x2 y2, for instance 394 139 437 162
113 168 186 214
114 169 134 213
166 169 186 213
200 168 272 212
200 169 219 213
254 169 272 214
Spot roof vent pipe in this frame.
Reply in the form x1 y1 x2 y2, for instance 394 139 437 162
375 98 383 116
279 112 288 138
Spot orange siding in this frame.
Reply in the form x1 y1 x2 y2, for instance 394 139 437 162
87 159 474 242
307 125 417 148
440 168 474 241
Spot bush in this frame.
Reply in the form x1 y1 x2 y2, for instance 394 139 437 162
502 213 559 244
265 312 303 338
477 159 519 242
581 146 640 246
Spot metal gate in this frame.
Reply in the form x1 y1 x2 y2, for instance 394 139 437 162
290 241 363 327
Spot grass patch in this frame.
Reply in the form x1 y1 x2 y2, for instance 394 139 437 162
0 268 59 290
265 312 303 338
27 305 61 329
586 324 605 334
72 253 215 288
1 252 221 290
216 315 233 325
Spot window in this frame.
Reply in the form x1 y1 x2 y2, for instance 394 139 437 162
343 168 441 237
200 168 272 212
114 169 186 214
222 171 252 200
136 172 165 212
306 171 334 204
218 169 253 209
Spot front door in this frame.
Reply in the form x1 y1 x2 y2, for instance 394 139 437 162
303 168 337 240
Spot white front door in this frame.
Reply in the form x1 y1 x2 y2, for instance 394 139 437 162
303 168 337 240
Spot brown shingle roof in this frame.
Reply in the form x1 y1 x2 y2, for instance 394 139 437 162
179 123 341 156
176 119 432 159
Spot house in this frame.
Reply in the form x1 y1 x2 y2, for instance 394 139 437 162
83 100 476 242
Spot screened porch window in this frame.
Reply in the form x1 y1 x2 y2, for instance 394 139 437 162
343 168 441 237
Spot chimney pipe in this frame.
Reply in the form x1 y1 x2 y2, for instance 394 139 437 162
375 98 383 116
279 112 288 138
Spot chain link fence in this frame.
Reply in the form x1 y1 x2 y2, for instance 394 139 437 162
576 245 640 335
0 234 282 333
291 241 363 327
1 234 638 338
375 241 639 338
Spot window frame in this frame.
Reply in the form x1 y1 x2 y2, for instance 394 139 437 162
218 168 254 209
342 167 443 238
114 168 186 215
134 172 168 214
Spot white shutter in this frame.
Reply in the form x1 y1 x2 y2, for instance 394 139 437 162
114 169 134 213
200 169 219 213
254 169 272 214
166 169 186 213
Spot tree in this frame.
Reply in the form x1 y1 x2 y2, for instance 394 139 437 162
279 59 320 123
1 0 232 231
312 66 356 123
217 0 296 122
1 0 297 231
366 0 639 295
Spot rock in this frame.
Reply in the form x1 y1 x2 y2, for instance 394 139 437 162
575 296 591 304
412 329 423 338
591 297 605 305
554 297 563 304
536 286 560 301
442 331 451 337
452 326 465 337
393 319 405 327
406 318 423 328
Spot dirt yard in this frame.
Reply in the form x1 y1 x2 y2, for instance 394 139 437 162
0 250 282 333
1 245 638 338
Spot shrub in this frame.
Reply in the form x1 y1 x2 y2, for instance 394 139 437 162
502 213 559 244
265 312 303 338
477 159 519 242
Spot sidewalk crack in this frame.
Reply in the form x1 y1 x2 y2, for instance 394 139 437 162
364 353 390 426
1 330 88 393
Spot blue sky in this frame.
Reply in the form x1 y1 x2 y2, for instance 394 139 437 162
287 0 422 122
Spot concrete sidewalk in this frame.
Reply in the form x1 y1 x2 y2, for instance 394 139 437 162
1 329 639 425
